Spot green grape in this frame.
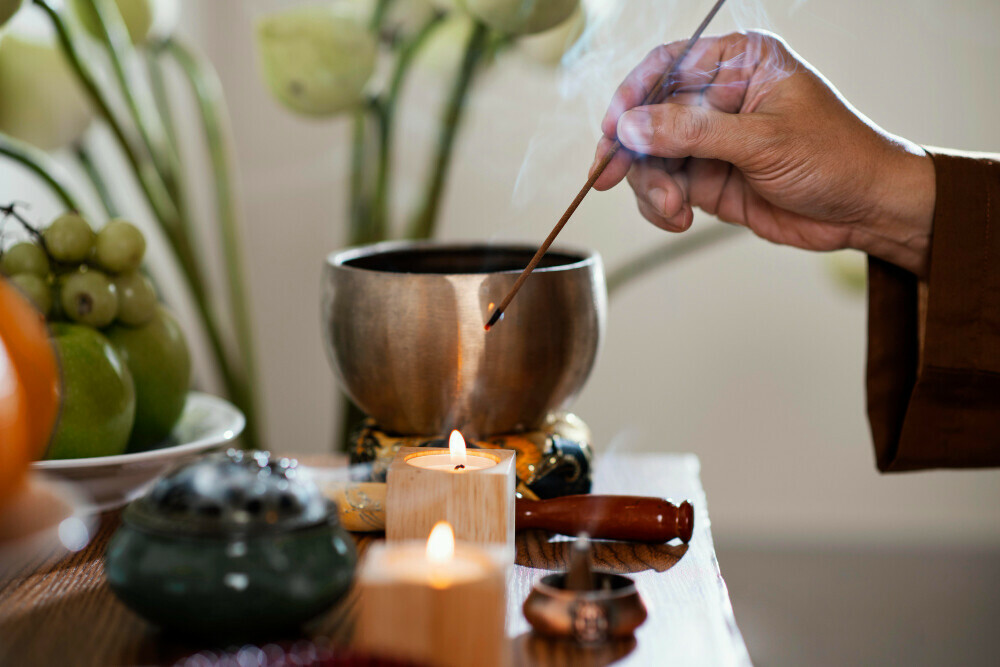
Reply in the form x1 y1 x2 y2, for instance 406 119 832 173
1 241 49 277
44 213 94 263
60 268 117 327
113 271 157 326
95 220 146 274
9 272 52 315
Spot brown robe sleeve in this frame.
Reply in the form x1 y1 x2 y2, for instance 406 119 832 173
867 148 1000 471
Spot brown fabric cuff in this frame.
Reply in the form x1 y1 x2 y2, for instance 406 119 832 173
866 149 1000 471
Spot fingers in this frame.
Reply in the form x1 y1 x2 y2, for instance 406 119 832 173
617 103 768 165
626 158 693 232
600 38 721 140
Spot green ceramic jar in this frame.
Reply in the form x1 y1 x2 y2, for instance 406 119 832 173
105 450 357 640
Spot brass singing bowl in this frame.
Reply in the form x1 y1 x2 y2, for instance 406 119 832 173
322 242 606 437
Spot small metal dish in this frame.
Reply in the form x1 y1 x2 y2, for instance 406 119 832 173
524 571 648 644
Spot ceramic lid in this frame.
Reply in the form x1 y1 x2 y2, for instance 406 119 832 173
124 449 336 537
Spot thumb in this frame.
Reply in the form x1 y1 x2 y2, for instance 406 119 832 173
617 104 764 164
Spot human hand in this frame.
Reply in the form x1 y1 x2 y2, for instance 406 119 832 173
593 31 935 277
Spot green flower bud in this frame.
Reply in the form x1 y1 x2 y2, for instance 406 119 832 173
466 0 578 36
0 0 24 30
518 4 584 65
0 8 92 150
70 0 179 46
415 12 476 74
255 5 377 117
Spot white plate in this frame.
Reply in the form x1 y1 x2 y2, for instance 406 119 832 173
31 392 245 513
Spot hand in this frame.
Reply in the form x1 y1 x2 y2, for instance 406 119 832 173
593 31 935 277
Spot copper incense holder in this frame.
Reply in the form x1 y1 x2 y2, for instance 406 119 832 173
523 534 647 645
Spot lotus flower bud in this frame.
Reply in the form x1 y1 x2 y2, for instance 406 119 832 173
0 0 24 30
0 7 92 150
414 12 476 75
466 0 578 36
70 0 178 45
518 4 584 65
255 4 377 117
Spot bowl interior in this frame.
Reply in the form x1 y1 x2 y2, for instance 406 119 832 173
339 246 590 275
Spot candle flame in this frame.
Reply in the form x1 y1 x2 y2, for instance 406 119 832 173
427 521 455 564
448 430 468 467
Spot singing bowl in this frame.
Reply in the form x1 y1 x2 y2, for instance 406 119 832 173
322 242 606 437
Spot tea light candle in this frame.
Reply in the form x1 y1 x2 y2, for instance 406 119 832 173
386 431 515 562
355 522 507 667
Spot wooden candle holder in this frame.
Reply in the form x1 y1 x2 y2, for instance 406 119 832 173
355 541 508 667
386 447 516 562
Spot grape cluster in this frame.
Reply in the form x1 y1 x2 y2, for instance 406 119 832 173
0 213 157 329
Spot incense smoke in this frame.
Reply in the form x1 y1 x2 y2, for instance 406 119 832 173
512 0 795 209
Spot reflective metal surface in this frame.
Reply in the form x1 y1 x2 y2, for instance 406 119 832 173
322 241 606 437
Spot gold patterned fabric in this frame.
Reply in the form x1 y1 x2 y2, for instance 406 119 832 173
348 413 594 499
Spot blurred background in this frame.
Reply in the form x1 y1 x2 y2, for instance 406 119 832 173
3 0 998 664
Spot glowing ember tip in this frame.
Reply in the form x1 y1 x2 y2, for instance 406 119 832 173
426 521 455 564
485 308 503 330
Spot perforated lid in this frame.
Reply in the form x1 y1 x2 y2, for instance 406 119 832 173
125 449 335 537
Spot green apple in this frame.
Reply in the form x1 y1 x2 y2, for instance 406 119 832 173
47 323 135 460
255 4 377 116
466 0 578 35
105 306 190 451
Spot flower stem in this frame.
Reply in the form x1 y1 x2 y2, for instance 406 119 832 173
606 224 742 296
73 142 118 217
162 38 262 450
88 0 179 201
407 21 490 240
32 0 199 293
0 132 84 212
369 12 445 239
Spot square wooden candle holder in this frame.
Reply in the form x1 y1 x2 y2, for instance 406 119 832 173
354 537 508 667
386 446 516 562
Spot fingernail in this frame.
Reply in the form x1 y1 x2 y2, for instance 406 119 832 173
618 110 653 148
648 187 668 214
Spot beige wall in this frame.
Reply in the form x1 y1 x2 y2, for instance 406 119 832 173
4 0 998 547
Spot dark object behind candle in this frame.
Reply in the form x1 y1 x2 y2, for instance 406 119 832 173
515 495 694 544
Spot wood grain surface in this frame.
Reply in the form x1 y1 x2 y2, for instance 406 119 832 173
0 453 749 666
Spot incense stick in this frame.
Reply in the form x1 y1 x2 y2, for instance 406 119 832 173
485 0 728 330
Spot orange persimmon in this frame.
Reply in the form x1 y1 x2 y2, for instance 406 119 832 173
0 278 60 509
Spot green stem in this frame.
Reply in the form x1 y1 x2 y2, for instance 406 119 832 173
162 39 261 450
145 50 181 156
73 143 118 217
407 21 490 240
369 13 445 240
606 224 742 296
348 110 371 244
87 0 178 199
32 0 199 291
0 133 83 212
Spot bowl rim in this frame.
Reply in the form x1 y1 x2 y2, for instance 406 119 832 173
325 240 602 276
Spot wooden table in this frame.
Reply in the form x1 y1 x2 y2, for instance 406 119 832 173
0 453 749 666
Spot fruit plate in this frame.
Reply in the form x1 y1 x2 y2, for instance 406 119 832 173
31 392 245 513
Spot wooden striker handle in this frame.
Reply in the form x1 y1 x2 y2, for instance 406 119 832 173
515 495 694 544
